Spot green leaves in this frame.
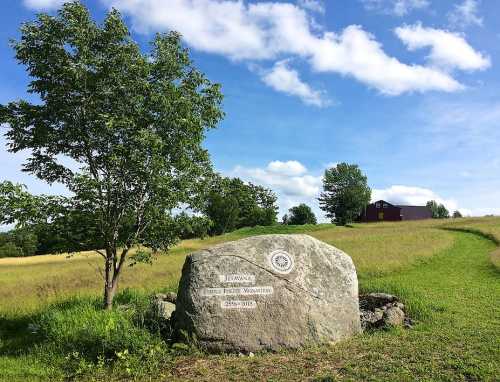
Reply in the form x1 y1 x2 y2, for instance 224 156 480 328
427 200 450 219
286 204 317 225
1 2 224 256
1 2 224 305
205 176 278 235
319 163 371 225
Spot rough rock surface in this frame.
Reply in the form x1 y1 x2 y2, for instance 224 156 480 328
174 234 361 353
359 293 412 329
384 306 405 326
152 294 176 320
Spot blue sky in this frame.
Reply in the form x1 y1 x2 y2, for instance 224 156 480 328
1 0 500 221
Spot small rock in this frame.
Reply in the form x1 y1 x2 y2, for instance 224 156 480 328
165 292 177 304
383 306 405 326
373 308 384 319
157 301 176 320
154 293 167 300
248 352 255 357
151 294 176 320
360 310 382 329
359 293 398 311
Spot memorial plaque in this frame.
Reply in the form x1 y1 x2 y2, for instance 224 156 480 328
219 274 255 283
221 300 257 309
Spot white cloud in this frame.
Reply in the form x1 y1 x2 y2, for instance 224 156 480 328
395 23 490 71
372 185 460 213
103 0 477 96
465 208 500 217
361 0 429 16
233 164 321 198
448 0 483 29
309 25 462 95
230 161 325 221
23 0 65 10
297 0 324 14
267 160 308 176
260 60 330 107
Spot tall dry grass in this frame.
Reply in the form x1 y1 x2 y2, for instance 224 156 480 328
0 220 459 313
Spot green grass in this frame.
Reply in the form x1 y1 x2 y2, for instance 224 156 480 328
0 218 499 381
442 216 500 269
168 232 500 381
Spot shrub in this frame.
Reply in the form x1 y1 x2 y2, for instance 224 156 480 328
0 242 23 258
36 298 162 362
0 229 38 257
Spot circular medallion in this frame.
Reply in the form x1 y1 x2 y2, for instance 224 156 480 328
269 250 294 274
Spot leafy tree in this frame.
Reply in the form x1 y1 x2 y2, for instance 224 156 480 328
0 241 23 258
205 192 240 235
319 163 371 225
281 214 289 225
205 176 278 235
0 4 223 308
452 210 463 218
0 226 38 258
286 204 317 225
174 212 213 240
426 200 450 219
11 229 38 257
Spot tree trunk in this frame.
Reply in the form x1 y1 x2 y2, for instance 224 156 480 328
104 252 114 310
103 247 127 310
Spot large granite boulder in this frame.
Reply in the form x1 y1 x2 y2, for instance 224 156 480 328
173 234 361 352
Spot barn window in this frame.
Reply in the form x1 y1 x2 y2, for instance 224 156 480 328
383 203 388 208
375 202 381 208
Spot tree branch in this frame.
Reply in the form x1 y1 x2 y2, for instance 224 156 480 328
95 249 107 259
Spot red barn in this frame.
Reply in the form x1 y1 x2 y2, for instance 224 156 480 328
358 200 432 222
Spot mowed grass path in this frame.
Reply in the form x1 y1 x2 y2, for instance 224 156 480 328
169 232 500 381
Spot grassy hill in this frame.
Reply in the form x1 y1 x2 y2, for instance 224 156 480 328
0 217 499 381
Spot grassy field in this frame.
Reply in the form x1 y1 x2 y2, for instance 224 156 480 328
0 221 454 312
442 216 500 269
0 217 499 381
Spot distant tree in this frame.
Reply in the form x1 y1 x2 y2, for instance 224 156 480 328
281 214 289 225
319 163 371 225
0 227 38 258
10 229 38 257
174 212 213 240
426 200 450 219
0 241 23 258
205 191 240 235
426 200 438 218
287 204 317 225
452 210 463 219
205 176 278 235
0 4 223 309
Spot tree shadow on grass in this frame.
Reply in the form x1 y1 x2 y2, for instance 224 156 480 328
0 298 97 357
0 312 44 356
